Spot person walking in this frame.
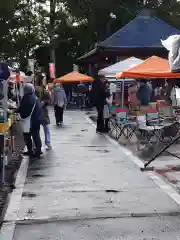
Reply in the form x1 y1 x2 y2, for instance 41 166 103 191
91 76 106 133
41 87 52 149
76 83 87 109
16 83 44 159
52 83 67 125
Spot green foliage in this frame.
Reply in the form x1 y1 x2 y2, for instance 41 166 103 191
0 0 180 74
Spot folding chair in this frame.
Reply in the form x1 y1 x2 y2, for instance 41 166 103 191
146 108 161 126
109 106 120 135
136 115 164 151
158 105 175 121
158 105 179 140
116 111 137 142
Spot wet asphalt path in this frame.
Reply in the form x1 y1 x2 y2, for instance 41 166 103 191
9 110 180 239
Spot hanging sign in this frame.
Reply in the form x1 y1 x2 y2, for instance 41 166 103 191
73 64 79 72
109 82 116 93
49 63 55 79
116 81 121 92
28 59 35 73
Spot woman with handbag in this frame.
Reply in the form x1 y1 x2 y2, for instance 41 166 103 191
16 83 44 159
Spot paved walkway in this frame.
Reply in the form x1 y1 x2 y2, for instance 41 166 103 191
2 110 180 239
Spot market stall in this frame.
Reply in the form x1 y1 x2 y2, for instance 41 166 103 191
0 64 25 184
115 56 180 170
99 57 143 107
99 57 143 78
53 71 94 106
116 56 180 79
53 71 94 84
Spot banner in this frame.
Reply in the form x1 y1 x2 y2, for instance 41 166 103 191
116 81 121 92
49 63 55 79
28 59 35 73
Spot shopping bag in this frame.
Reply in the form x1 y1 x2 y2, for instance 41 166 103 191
21 115 31 133
21 100 36 133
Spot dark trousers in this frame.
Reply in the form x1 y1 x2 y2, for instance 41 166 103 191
96 106 104 132
104 118 109 132
23 125 42 156
76 95 85 108
54 105 64 124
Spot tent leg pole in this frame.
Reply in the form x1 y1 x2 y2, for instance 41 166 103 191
121 79 124 108
141 134 180 171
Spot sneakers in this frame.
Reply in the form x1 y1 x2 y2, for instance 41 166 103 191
45 144 52 150
56 120 63 126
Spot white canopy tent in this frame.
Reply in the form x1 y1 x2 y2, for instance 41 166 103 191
98 57 143 107
98 57 143 77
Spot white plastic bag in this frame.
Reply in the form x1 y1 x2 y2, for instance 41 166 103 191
161 35 180 72
161 35 180 51
175 88 180 106
21 101 36 133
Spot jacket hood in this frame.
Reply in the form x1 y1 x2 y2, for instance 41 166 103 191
24 83 35 95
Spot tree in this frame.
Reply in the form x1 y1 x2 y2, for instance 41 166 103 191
1 0 180 75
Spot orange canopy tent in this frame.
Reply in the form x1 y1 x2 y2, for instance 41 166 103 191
53 71 94 84
116 56 180 79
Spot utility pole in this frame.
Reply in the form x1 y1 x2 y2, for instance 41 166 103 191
49 0 56 78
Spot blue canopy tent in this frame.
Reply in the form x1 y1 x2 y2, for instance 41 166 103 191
77 9 180 64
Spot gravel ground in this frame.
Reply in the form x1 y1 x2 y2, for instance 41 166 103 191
0 122 24 223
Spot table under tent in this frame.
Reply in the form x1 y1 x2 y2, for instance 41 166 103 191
98 57 143 107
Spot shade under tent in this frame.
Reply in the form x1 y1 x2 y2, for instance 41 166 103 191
106 78 137 107
98 57 143 107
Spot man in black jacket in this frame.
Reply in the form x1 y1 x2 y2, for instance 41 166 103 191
91 76 106 133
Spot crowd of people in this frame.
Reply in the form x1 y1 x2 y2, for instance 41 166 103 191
91 77 180 134
128 79 180 108
12 72 180 159
15 75 67 160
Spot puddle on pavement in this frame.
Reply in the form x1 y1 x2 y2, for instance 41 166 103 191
86 145 107 148
105 190 119 193
95 149 110 153
29 167 41 171
32 174 45 178
74 134 83 137
22 192 37 198
81 129 88 132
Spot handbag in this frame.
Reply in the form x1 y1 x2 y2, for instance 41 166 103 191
21 100 36 133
